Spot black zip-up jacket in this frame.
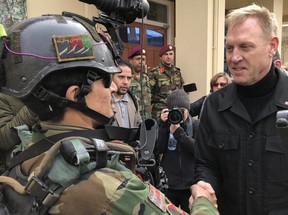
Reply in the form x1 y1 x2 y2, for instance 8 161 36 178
157 116 198 190
189 95 207 118
194 67 288 215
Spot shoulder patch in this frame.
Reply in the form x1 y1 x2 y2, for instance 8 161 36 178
148 184 167 212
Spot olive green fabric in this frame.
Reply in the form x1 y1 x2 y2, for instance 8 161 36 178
130 71 152 120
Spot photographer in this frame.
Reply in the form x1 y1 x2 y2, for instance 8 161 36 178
156 89 199 213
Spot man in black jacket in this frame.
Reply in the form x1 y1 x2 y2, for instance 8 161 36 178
191 4 288 215
157 89 198 213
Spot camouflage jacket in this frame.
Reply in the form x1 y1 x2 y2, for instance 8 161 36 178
149 63 184 120
191 197 219 215
0 93 38 174
129 71 152 120
1 122 215 215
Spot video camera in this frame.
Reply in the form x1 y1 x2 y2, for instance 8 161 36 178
167 107 184 124
78 0 149 55
80 0 149 24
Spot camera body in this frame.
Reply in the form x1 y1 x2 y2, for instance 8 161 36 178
168 107 184 124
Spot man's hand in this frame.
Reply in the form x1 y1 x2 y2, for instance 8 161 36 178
160 108 169 122
189 181 218 209
170 123 180 134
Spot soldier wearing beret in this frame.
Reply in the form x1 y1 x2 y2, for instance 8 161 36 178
128 46 152 119
149 45 184 120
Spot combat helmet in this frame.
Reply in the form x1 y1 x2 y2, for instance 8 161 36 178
0 14 121 124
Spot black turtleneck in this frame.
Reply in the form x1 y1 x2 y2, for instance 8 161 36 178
237 65 278 121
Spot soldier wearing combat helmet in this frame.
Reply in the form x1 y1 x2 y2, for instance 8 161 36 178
128 46 152 119
0 13 218 215
149 44 184 120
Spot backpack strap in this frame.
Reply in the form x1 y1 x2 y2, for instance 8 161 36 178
127 89 138 111
8 129 110 170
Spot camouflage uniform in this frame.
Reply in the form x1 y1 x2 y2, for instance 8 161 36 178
129 70 152 120
0 0 27 29
0 93 38 174
0 121 218 215
149 62 184 120
191 197 219 215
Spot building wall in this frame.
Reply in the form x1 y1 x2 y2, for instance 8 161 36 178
175 0 226 102
26 0 98 18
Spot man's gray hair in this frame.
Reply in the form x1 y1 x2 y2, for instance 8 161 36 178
225 4 278 39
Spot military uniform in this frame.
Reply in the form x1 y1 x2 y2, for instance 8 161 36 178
0 93 38 174
149 62 184 120
191 197 219 215
0 122 218 215
129 70 152 119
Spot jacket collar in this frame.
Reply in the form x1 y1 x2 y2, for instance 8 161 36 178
219 68 288 111
274 70 288 109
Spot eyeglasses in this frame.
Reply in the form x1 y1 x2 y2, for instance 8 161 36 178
212 82 227 87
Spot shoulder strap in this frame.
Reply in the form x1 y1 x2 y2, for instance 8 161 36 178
186 116 193 137
8 129 110 170
127 89 138 111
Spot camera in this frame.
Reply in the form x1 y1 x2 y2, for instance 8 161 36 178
168 107 184 124
78 0 149 55
79 0 149 24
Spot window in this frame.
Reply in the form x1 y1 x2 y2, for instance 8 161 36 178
147 2 168 23
119 26 140 44
146 29 164 47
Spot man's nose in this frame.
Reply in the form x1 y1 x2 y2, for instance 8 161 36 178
230 49 242 62
110 81 117 93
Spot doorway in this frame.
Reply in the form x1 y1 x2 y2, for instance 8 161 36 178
119 22 167 71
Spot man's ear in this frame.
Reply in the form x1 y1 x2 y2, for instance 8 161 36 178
65 85 80 101
269 36 279 57
274 59 282 68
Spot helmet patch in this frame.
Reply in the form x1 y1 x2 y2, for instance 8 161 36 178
52 34 95 62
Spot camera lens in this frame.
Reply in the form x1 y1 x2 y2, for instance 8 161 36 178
168 108 183 124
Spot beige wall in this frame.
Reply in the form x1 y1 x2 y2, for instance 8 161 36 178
26 0 99 18
175 0 226 102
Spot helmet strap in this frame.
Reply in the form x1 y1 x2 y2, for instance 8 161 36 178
33 85 114 125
